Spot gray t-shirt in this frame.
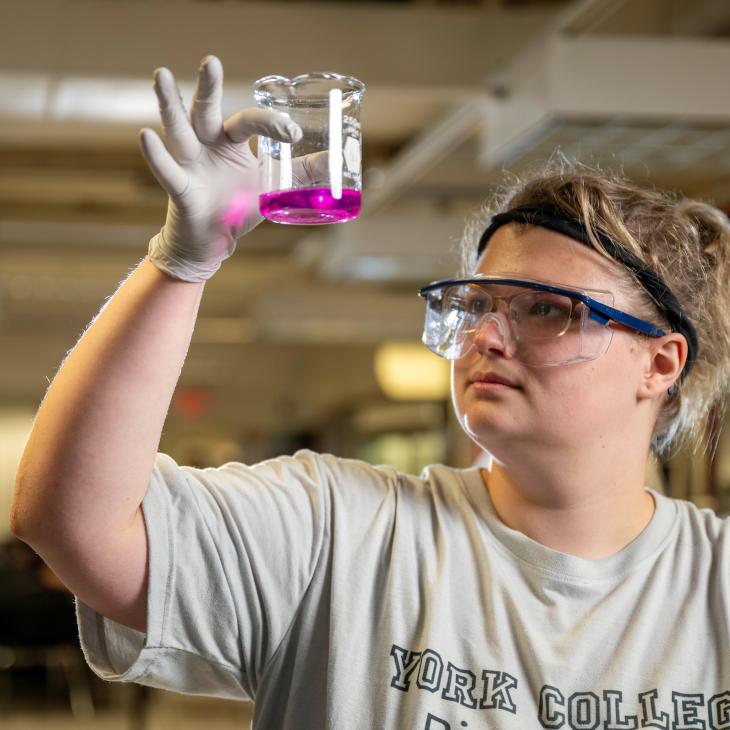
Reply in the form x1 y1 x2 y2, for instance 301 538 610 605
76 449 730 729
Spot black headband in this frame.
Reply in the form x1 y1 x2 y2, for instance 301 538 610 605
476 201 698 378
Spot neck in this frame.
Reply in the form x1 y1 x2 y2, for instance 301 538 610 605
480 440 656 560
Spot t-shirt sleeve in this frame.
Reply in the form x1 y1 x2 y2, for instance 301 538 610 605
76 448 329 701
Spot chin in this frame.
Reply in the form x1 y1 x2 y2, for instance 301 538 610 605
459 410 520 446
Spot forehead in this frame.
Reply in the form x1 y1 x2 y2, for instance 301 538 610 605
476 224 622 292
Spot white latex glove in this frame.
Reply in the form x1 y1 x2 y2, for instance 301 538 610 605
140 55 315 282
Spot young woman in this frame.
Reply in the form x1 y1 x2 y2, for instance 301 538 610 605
10 56 730 730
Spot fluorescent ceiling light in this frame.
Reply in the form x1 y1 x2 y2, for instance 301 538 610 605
51 78 192 123
0 73 48 116
374 342 450 401
0 73 254 124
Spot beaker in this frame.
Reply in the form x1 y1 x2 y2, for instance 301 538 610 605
253 72 366 225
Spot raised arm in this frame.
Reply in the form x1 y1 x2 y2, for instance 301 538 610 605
9 56 303 633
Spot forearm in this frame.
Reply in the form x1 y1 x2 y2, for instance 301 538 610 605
11 256 204 544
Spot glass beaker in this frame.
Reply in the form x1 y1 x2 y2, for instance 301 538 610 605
253 72 366 225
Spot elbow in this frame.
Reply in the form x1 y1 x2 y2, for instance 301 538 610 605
9 507 32 543
10 501 49 550
9 472 40 542
9 491 29 541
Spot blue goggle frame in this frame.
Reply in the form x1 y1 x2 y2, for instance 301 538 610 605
418 275 668 338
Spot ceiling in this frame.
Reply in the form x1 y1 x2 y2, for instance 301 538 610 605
1 0 730 441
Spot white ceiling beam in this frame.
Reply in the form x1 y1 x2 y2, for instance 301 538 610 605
481 34 730 166
0 79 474 148
550 0 634 34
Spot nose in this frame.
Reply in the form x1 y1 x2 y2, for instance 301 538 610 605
471 311 518 358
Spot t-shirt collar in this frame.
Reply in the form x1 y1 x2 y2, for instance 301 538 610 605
458 467 678 581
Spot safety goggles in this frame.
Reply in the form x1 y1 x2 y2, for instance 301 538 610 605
418 274 668 366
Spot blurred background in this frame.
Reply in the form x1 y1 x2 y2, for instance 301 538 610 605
1 0 730 727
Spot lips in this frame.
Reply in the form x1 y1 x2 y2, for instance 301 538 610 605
470 371 520 388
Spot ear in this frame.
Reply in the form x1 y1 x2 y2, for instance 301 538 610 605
637 333 687 400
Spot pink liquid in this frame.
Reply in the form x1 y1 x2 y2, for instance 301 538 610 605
259 186 361 224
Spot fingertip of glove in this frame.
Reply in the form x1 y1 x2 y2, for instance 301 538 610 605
153 67 173 88
287 124 303 143
138 128 159 156
200 55 222 74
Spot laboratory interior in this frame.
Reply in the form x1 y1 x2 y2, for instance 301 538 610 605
1 0 730 728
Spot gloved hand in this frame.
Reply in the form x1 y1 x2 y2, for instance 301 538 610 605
140 55 310 282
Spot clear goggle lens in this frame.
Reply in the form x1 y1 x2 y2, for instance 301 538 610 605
422 282 614 366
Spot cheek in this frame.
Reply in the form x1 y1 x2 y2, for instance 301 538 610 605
544 343 641 425
605 333 647 391
450 357 484 431
450 360 466 412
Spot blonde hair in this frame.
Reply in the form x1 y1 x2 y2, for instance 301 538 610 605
458 158 730 459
